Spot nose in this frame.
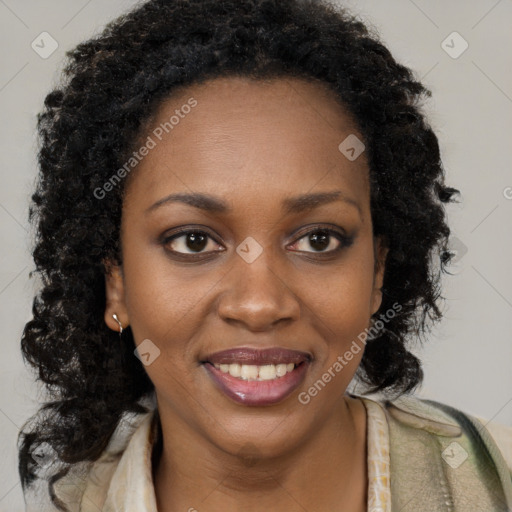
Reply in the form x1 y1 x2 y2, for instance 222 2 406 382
217 248 301 331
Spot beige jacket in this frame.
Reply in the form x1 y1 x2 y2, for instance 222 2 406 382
21 393 512 511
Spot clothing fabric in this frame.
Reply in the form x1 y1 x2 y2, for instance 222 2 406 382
21 392 512 512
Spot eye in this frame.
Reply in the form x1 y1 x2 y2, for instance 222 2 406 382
161 224 354 259
288 226 354 254
162 228 223 256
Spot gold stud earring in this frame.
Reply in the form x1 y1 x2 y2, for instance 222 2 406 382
112 313 123 335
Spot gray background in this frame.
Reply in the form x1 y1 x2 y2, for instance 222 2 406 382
0 0 511 509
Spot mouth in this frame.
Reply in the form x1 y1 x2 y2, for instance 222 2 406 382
201 347 312 406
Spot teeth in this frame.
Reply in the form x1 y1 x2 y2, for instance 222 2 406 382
227 363 241 378
276 364 288 377
240 364 259 380
259 364 277 380
213 362 297 380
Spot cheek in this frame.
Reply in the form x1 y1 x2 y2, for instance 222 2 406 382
121 238 208 333
304 248 375 362
121 252 208 396
310 255 374 317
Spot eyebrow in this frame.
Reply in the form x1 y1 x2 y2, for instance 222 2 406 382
145 190 361 217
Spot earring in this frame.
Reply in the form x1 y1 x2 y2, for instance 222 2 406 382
112 313 123 335
112 313 127 367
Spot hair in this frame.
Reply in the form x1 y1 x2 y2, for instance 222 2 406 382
18 0 460 500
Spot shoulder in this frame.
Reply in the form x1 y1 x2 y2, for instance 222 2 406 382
385 394 511 466
21 396 157 512
379 394 512 471
474 414 512 472
365 395 512 485
361 393 512 510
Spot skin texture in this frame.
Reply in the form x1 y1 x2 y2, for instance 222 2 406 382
104 76 388 511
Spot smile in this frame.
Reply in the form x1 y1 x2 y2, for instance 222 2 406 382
202 347 311 406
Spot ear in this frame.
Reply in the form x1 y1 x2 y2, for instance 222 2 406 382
103 258 129 332
370 236 389 316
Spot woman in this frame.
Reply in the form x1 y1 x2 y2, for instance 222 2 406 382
17 0 512 511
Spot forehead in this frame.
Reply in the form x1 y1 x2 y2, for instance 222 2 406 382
124 76 370 213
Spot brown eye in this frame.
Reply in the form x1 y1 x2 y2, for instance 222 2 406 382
163 230 221 255
290 227 354 254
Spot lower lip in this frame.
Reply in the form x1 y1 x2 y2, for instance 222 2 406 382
203 361 309 406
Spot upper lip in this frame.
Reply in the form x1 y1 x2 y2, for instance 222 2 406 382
204 347 312 366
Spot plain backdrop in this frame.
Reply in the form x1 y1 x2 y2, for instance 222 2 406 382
0 0 511 510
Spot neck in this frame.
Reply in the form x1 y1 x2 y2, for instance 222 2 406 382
152 395 367 512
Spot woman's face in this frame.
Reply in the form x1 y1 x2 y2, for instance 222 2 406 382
105 76 387 456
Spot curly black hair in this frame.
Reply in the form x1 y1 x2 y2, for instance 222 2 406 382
18 0 460 495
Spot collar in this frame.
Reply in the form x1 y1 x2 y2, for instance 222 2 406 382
70 393 160 512
100 411 159 512
384 394 463 437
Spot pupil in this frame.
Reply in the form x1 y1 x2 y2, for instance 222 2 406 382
187 233 207 252
310 231 329 251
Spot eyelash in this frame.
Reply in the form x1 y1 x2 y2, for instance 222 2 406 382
161 224 354 260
